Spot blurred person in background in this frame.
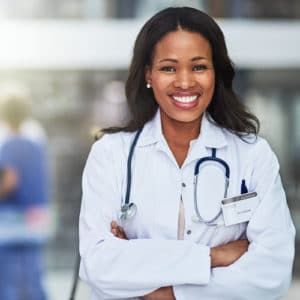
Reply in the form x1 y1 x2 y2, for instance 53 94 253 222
0 87 49 300
0 84 48 146
79 6 295 300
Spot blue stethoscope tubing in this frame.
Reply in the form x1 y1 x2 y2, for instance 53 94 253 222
193 147 230 224
120 128 230 225
119 128 143 221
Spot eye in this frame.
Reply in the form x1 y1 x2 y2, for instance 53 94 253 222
159 66 176 72
192 65 208 71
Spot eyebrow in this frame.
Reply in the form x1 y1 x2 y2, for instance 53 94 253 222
158 56 208 63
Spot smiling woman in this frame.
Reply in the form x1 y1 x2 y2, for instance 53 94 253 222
79 6 295 300
144 30 215 167
146 30 215 126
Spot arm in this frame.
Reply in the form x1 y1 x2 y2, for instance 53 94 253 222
79 137 211 299
111 219 249 269
110 224 249 300
0 167 18 198
111 221 176 300
173 140 295 300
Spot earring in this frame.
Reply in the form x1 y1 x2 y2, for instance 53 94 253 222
146 82 151 89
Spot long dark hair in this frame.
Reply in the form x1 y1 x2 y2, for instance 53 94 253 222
102 7 259 138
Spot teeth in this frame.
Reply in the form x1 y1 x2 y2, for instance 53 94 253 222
172 95 198 103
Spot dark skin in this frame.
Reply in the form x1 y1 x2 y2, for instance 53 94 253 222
162 114 200 167
110 30 249 300
0 168 18 198
111 221 249 300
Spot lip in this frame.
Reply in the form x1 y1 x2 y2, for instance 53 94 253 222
171 92 200 97
169 92 201 110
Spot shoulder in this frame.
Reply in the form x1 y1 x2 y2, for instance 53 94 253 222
92 131 136 152
223 128 272 152
223 129 279 170
88 131 138 164
84 131 138 184
0 136 39 152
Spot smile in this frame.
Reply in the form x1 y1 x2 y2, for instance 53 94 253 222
172 95 198 103
169 93 201 109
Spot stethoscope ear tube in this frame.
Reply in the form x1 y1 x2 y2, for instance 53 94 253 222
120 128 143 221
124 128 143 206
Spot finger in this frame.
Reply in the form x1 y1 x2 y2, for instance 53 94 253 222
111 228 123 238
111 228 118 236
117 226 125 234
117 226 128 239
111 220 118 228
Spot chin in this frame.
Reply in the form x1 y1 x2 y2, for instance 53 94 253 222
171 112 203 124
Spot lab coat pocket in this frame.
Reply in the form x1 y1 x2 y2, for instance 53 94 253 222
221 192 259 226
208 193 260 245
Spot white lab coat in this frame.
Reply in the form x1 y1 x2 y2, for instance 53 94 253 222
79 109 295 300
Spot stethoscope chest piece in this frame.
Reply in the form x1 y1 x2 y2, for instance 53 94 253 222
119 202 137 221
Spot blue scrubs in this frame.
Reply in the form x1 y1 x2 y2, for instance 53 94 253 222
0 136 49 300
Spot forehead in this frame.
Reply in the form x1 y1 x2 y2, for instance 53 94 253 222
153 30 212 60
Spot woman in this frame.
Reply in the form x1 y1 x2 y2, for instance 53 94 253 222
79 7 295 300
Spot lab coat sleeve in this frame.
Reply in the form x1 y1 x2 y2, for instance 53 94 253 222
79 135 211 299
173 139 295 300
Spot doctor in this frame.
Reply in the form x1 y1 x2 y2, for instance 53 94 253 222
79 7 295 300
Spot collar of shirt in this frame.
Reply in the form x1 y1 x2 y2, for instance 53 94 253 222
135 109 228 168
137 109 227 148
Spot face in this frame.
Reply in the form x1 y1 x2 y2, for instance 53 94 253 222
145 29 215 128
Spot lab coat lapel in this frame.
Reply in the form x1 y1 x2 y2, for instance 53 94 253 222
183 113 228 167
137 110 228 168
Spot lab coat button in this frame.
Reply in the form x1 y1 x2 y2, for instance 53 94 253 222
181 182 186 187
186 229 192 235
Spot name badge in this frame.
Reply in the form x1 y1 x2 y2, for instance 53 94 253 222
221 192 258 226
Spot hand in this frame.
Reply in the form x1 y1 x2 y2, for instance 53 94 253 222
142 286 175 300
210 239 249 267
0 167 18 198
110 221 128 240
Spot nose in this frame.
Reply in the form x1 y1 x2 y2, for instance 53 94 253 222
173 70 196 89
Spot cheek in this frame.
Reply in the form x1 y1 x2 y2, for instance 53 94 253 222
201 73 215 94
205 71 215 85
151 75 172 95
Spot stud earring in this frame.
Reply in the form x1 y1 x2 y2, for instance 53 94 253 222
146 82 151 89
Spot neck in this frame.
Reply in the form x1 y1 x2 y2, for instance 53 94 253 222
160 112 202 147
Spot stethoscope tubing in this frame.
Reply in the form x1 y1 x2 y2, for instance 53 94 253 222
121 128 231 225
124 128 143 206
193 147 230 225
194 148 230 178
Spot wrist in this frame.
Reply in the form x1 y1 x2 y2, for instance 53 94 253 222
210 247 220 268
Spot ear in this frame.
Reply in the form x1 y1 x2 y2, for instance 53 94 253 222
145 65 152 84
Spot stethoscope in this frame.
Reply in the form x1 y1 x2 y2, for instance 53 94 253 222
119 128 230 226
69 127 230 300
